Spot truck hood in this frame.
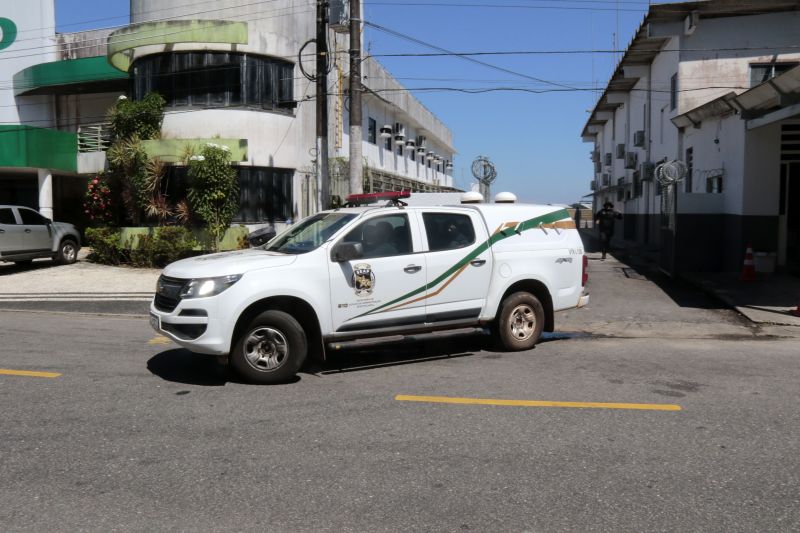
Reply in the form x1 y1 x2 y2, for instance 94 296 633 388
163 249 297 279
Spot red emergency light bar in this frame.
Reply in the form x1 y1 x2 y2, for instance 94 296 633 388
345 190 411 206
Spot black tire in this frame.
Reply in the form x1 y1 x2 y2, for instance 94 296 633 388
56 238 79 265
494 291 545 351
230 310 307 384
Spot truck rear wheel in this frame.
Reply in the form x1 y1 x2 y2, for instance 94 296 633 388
495 292 545 351
231 310 307 384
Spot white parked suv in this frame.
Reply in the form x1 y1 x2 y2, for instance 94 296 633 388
0 205 81 265
150 195 589 383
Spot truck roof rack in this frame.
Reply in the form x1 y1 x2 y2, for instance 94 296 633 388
345 191 410 207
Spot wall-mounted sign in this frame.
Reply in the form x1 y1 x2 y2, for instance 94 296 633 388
0 18 17 51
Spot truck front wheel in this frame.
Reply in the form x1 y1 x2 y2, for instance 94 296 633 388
495 292 545 351
231 310 308 384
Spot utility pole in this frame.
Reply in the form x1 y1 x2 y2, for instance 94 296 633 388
316 0 330 210
348 0 363 195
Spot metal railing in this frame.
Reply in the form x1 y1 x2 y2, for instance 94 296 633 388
77 122 112 153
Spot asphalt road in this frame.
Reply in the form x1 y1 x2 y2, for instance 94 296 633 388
1 256 799 532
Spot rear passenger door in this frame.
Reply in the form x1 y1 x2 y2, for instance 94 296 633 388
419 209 492 323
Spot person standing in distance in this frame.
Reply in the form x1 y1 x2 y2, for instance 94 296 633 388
594 201 622 260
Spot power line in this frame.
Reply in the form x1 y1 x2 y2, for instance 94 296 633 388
363 20 577 91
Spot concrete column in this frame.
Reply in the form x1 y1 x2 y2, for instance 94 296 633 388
37 168 53 220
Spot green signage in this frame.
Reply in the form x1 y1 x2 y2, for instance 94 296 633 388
0 18 17 51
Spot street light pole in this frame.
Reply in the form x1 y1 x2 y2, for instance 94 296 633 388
348 0 363 195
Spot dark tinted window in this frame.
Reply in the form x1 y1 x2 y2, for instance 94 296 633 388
368 118 377 144
164 165 293 223
19 208 47 225
0 208 16 224
132 52 294 113
423 213 475 252
343 214 412 259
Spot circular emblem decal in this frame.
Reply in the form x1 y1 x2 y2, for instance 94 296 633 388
0 18 18 51
352 263 375 297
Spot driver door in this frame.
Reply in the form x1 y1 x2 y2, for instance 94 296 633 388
328 212 426 334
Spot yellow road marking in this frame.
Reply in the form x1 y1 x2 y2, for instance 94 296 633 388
0 369 61 378
395 394 681 411
148 335 172 345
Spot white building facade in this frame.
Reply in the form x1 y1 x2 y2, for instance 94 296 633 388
1 0 456 231
582 0 800 273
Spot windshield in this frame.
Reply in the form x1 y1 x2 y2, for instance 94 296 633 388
264 212 357 254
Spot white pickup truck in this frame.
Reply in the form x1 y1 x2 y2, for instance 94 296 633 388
150 196 589 383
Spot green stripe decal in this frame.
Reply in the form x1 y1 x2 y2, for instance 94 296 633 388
355 209 570 318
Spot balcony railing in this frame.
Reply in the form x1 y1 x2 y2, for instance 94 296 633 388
77 122 112 153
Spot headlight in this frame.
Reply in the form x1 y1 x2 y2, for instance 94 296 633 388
180 274 242 299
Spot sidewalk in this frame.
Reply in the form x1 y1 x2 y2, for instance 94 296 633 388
0 249 159 298
683 272 800 327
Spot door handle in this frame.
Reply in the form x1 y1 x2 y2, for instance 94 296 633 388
404 265 422 273
24 229 31 233
470 259 486 267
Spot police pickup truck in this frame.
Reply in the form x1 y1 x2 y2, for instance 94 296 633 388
150 192 589 383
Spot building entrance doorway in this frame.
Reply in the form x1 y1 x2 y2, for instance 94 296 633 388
781 162 800 273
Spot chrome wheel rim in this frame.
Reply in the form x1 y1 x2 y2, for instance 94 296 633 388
509 304 536 341
244 327 288 371
63 243 77 262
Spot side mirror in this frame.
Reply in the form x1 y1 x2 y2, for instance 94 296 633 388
331 241 363 262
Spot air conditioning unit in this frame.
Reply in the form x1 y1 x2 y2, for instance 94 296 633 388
640 161 655 181
625 152 638 169
633 130 645 147
591 150 600 162
616 144 626 159
329 0 351 33
604 153 612 166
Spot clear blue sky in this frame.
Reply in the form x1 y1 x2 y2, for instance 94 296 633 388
55 0 680 204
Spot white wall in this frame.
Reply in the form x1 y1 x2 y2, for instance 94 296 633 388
679 11 800 113
0 0 57 125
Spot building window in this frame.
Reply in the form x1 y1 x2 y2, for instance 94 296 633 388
165 165 293 223
685 147 693 193
750 63 798 87
132 52 294 113
670 73 678 111
706 175 723 194
410 150 415 162
385 136 392 151
397 144 403 156
368 118 377 144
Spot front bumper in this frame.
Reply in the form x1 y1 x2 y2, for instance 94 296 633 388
149 299 230 355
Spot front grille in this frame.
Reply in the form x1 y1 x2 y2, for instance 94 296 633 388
155 275 186 313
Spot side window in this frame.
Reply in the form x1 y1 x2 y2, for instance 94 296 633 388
0 208 17 225
19 208 47 225
342 214 412 259
423 213 476 252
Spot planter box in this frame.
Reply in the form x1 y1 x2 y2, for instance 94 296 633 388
118 226 249 251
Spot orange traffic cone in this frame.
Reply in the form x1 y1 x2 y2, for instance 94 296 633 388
740 244 756 281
